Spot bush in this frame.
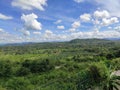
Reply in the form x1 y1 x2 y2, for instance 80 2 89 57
22 59 54 73
0 60 13 77
30 59 54 73
16 67 31 76
88 63 108 85
72 55 93 62
6 77 34 90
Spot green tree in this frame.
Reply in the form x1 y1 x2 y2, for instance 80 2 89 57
0 60 13 77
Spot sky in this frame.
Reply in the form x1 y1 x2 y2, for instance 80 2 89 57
0 0 120 43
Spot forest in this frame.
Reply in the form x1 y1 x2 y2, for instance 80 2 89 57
0 39 120 90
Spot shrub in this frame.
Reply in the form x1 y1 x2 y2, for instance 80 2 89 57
6 77 34 90
22 59 54 74
0 60 13 77
16 67 31 76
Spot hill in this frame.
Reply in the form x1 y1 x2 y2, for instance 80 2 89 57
69 38 110 43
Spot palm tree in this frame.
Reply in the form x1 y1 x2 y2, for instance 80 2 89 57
88 64 120 90
102 70 120 90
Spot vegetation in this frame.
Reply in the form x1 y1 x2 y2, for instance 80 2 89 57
0 39 120 90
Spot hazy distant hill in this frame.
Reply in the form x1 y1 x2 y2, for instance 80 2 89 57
69 38 110 44
1 38 120 47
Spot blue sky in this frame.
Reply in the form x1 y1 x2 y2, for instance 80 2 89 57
0 0 120 43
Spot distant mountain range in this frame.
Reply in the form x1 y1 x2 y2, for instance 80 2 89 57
105 38 120 41
69 38 110 43
0 38 120 46
0 42 35 46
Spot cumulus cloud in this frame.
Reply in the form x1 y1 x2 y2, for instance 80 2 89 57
74 0 120 17
73 0 120 17
102 17 119 26
102 18 113 26
45 30 53 35
0 13 13 20
12 0 47 11
21 30 30 36
0 31 25 43
21 13 42 30
92 10 119 32
57 25 65 29
1 30 120 43
80 13 91 22
68 20 81 34
114 26 120 32
74 0 84 3
33 31 41 35
110 17 119 23
93 19 100 25
54 20 62 24
69 28 76 32
94 0 120 17
44 30 54 39
72 21 80 29
94 10 110 19
67 10 120 39
69 30 120 39
0 28 4 32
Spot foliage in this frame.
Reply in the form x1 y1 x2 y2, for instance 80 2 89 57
0 60 13 77
0 39 120 90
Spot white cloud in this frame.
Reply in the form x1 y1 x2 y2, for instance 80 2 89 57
102 18 112 26
54 20 62 24
33 31 41 35
110 17 119 23
74 0 120 17
44 30 53 38
0 13 13 20
97 31 120 38
0 28 4 32
102 17 119 26
57 25 65 29
1 30 120 43
74 0 84 3
114 26 120 32
93 19 100 25
45 30 53 35
69 28 76 32
80 13 91 22
72 21 80 29
70 32 83 39
12 0 47 11
95 0 120 17
94 10 110 19
0 32 25 43
69 30 120 39
21 13 42 30
22 30 30 36
91 10 119 32
108 27 112 29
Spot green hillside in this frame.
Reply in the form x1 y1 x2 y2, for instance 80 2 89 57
0 39 120 90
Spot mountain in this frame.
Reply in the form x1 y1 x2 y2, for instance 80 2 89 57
69 38 110 43
0 42 35 46
105 38 120 41
1 38 120 47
